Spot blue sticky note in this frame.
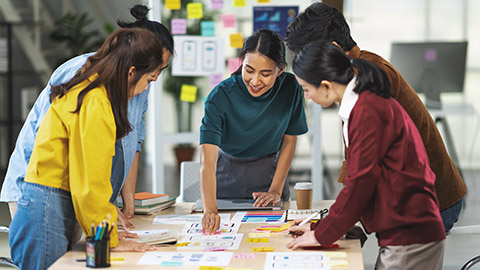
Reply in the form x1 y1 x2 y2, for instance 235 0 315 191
160 261 184 266
201 21 215 36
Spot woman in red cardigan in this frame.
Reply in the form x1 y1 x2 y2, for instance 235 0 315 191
287 40 446 270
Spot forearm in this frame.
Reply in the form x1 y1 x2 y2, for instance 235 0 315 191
121 152 139 218
269 135 297 196
200 144 219 214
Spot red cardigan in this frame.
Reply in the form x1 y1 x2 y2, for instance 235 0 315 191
312 91 445 247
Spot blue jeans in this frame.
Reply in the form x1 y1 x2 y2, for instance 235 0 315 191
9 182 77 270
440 197 464 235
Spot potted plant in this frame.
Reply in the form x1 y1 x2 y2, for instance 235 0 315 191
163 1 219 169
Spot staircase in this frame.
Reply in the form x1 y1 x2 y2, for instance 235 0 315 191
0 0 66 84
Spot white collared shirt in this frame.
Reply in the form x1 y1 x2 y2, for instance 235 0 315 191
338 76 359 148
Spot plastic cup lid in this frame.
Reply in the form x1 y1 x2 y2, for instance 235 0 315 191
294 182 313 190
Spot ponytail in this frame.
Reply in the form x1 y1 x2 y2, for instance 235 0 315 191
351 58 390 98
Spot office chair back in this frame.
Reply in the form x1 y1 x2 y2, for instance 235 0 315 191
179 161 201 202
0 226 19 269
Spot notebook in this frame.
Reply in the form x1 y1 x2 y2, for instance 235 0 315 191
191 199 283 212
285 208 328 221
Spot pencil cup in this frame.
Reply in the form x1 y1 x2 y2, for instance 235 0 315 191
85 237 111 268
294 182 313 210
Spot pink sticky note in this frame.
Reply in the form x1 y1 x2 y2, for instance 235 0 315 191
228 58 242 74
211 0 223 10
205 246 227 252
210 74 223 88
221 14 236 28
232 253 256 259
171 19 186 35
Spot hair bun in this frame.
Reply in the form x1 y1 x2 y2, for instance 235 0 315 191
130 5 149 22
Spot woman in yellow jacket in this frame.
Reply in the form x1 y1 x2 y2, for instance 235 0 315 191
9 28 164 269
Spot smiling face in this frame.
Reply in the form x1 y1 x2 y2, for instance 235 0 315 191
129 49 171 98
295 75 338 108
241 52 284 97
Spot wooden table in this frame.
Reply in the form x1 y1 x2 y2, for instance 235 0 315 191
51 201 364 269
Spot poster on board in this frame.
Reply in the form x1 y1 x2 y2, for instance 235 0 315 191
172 36 225 76
253 6 299 39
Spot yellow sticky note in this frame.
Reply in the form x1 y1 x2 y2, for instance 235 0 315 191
323 251 347 258
230 33 243 49
249 232 271 238
110 257 124 261
175 242 190 247
180 84 198 103
324 260 348 267
258 0 270 2
199 267 223 270
247 238 269 243
251 247 274 252
227 268 251 270
257 224 290 232
165 0 180 10
187 3 203 19
234 0 246 7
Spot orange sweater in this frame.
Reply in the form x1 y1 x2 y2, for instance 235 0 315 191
337 46 467 211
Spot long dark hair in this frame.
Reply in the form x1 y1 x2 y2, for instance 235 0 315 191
232 29 286 76
293 40 390 98
50 28 165 139
117 4 174 55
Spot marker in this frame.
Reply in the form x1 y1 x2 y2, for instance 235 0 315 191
298 212 319 226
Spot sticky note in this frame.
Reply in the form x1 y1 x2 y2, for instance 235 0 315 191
257 224 290 232
211 0 223 9
210 74 223 88
227 268 251 270
232 253 256 259
221 14 236 28
247 238 269 243
227 57 242 74
230 33 243 49
258 0 270 2
187 3 203 19
175 242 190 247
324 260 348 267
233 0 246 7
171 19 186 35
201 21 215 36
180 85 198 103
251 247 274 252
199 267 223 270
165 0 181 10
160 261 184 266
324 251 347 258
110 257 124 261
205 246 227 252
249 232 271 238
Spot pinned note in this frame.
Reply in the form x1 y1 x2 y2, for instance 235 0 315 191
230 33 243 48
221 14 236 28
247 238 269 243
227 58 242 74
187 3 203 19
252 247 274 252
201 21 215 36
249 232 271 238
180 85 198 103
211 0 224 9
233 0 246 7
210 74 223 88
165 0 181 10
171 19 186 35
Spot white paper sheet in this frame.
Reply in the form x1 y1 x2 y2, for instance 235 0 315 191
137 251 233 266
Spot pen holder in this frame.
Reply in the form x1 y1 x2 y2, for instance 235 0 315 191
85 237 111 268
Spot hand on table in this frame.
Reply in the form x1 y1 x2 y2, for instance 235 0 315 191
112 239 157 252
118 230 139 240
202 211 220 235
285 231 320 249
122 204 135 219
116 206 135 230
252 191 281 207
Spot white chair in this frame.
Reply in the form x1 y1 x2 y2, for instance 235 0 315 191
178 161 201 203
450 225 480 270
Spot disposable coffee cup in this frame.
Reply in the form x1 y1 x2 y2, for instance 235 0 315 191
294 182 313 209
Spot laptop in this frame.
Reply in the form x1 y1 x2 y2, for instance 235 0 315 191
191 199 283 213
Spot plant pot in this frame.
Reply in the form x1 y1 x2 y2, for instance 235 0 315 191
173 146 196 169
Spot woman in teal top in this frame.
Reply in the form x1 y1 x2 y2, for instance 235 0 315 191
200 29 308 233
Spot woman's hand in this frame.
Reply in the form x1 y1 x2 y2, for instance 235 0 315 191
116 205 135 230
252 191 281 207
285 231 320 249
111 239 157 252
118 230 139 240
122 204 135 219
202 211 220 235
287 219 312 238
